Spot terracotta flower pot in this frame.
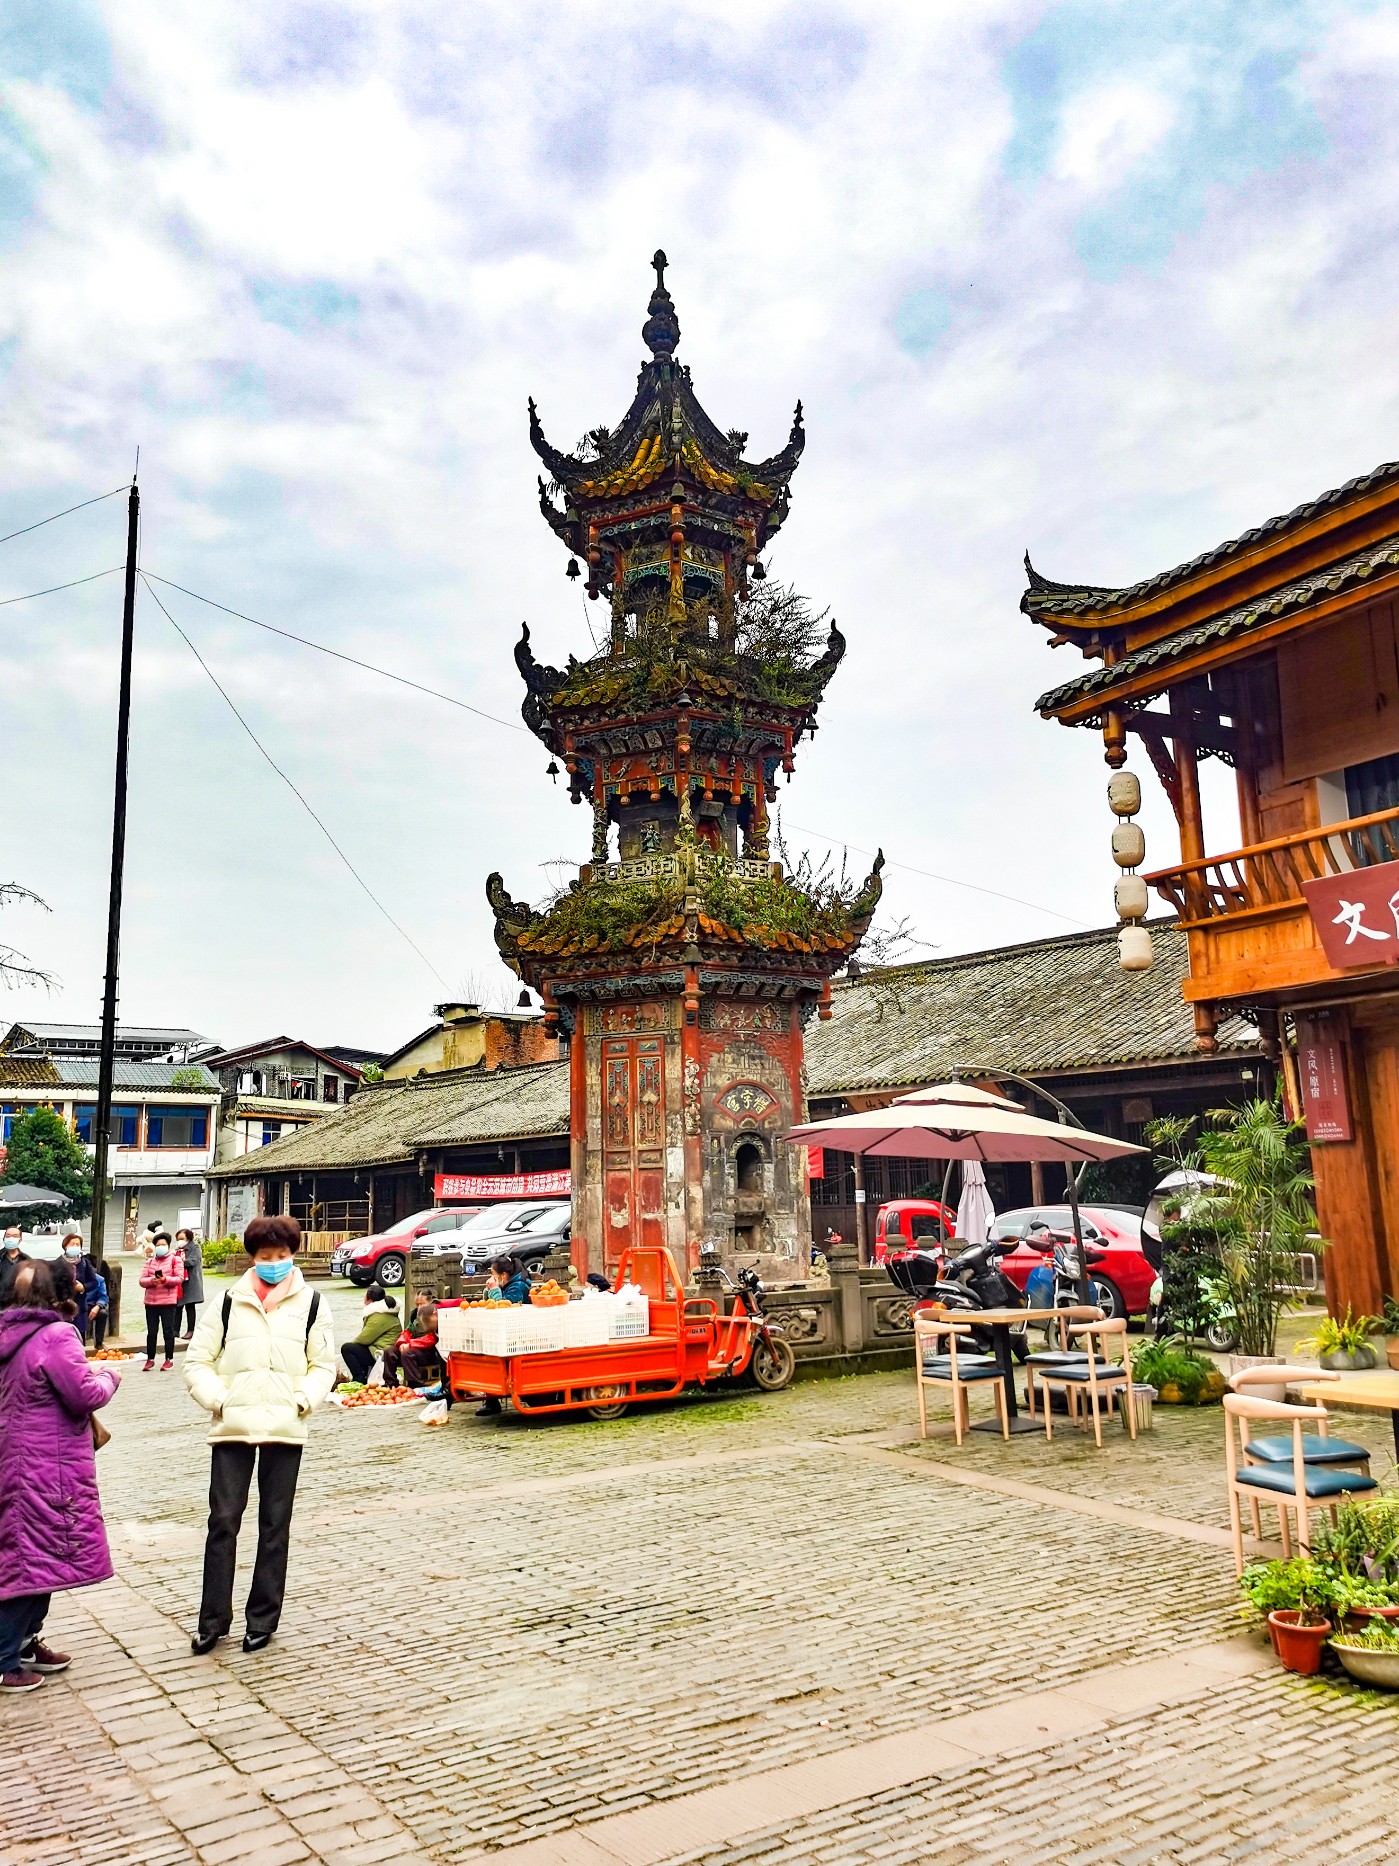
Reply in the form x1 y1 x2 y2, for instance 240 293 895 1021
1387 1337 1399 1372
1341 1605 1399 1634
1268 1610 1331 1675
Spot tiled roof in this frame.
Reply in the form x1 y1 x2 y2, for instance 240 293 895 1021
1023 457 1399 622
1035 536 1399 717
1 1021 206 1049
51 1061 221 1092
212 924 1251 1179
0 1056 62 1088
208 1062 570 1179
803 922 1254 1093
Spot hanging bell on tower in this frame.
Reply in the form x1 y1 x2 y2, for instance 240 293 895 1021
566 558 581 580
546 760 560 783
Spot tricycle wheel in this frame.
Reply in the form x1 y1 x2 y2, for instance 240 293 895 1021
586 1401 629 1421
751 1336 796 1391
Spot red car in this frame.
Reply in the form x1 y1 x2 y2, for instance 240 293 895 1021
871 1199 956 1264
991 1205 1154 1321
335 1206 489 1287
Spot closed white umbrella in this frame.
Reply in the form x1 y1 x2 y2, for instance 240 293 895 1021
955 1160 996 1244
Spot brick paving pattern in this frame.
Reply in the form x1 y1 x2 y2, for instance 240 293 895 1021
4 1278 1398 1863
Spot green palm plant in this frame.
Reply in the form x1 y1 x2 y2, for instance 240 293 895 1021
1194 1096 1318 1358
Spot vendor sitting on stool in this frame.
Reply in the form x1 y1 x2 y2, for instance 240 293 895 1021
340 1284 399 1384
382 1289 440 1389
477 1254 533 1417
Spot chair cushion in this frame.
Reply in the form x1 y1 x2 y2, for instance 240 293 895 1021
1024 1351 1093 1368
920 1359 1004 1381
1037 1362 1123 1383
1245 1433 1371 1467
1235 1464 1379 1499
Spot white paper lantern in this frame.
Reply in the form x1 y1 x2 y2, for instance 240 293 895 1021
1114 875 1149 920
1107 771 1142 818
1111 822 1146 869
1118 925 1153 971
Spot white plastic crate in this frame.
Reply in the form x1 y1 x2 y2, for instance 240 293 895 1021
437 1306 474 1354
506 1307 567 1354
609 1292 650 1339
562 1302 612 1348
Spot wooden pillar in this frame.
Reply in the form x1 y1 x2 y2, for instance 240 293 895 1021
1169 689 1205 867
1308 1007 1387 1316
681 965 704 1274
1029 1159 1046 1206
569 1012 589 1279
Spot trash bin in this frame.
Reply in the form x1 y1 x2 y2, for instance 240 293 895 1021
1120 1383 1156 1432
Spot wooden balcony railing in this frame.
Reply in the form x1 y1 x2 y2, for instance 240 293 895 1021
1145 805 1399 924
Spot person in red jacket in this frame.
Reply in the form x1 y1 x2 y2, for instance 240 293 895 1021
138 1235 186 1371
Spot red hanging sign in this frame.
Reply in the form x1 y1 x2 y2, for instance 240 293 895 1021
434 1170 571 1201
1294 1013 1352 1143
806 1146 824 1181
1303 860 1399 970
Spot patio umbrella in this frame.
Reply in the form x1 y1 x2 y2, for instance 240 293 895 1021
786 1086 1145 1164
0 1183 70 1209
955 1160 996 1244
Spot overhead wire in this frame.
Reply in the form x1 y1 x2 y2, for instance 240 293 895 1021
139 563 1089 931
139 572 450 989
0 566 124 607
0 484 129 547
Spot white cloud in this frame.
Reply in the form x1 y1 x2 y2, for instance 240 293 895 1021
1053 79 1177 190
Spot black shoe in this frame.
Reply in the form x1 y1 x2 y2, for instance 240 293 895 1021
191 1630 225 1655
475 1398 502 1417
242 1631 272 1653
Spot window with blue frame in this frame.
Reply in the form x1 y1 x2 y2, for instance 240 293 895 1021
261 1121 283 1146
73 1105 140 1146
146 1106 208 1149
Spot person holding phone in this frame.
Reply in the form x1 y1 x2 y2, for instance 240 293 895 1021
138 1234 186 1371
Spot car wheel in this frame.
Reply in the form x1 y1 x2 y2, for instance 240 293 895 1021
377 1255 407 1287
1090 1276 1124 1323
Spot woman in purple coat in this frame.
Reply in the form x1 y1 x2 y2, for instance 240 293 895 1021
0 1260 121 1695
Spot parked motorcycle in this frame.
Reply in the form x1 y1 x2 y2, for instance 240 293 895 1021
1023 1226 1121 1348
1149 1265 1238 1352
885 1237 1029 1360
711 1262 796 1390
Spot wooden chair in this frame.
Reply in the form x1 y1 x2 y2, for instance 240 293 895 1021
1223 1390 1379 1575
1030 1317 1135 1449
1228 1364 1372 1478
1022 1304 1104 1426
912 1315 1008 1445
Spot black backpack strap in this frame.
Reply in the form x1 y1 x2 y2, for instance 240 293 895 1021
218 1291 233 1353
305 1289 320 1345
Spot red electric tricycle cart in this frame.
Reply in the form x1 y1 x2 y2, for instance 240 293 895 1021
444 1245 795 1420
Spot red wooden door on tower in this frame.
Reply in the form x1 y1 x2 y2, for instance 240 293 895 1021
602 1034 668 1265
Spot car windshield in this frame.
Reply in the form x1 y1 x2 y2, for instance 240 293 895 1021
384 1208 440 1236
453 1203 537 1237
516 1204 569 1233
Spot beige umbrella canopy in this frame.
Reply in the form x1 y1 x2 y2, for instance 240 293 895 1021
787 1081 1145 1165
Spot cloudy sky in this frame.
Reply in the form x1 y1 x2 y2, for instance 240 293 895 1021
2 0 1397 1053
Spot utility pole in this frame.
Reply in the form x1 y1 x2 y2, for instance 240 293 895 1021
89 476 139 1264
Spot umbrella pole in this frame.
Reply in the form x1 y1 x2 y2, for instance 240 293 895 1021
1065 1163 1092 1306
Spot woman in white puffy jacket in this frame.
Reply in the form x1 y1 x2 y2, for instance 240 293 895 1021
184 1215 336 1656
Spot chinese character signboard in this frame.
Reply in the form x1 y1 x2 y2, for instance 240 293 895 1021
434 1169 571 1200
1303 860 1399 970
1294 1012 1352 1143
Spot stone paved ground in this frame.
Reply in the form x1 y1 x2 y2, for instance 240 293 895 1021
5 1277 1399 1865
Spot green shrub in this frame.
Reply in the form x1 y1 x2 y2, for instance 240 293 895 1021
200 1235 243 1270
1130 1335 1218 1402
1304 1307 1381 1356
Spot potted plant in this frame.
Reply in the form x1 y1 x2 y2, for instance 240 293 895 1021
1303 1307 1380 1373
1331 1616 1399 1689
1239 1558 1333 1672
1314 1498 1399 1629
1131 1336 1226 1405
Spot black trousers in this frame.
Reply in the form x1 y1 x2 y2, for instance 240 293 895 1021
341 1341 375 1383
199 1443 303 1638
145 1305 177 1360
183 1302 199 1335
89 1309 108 1350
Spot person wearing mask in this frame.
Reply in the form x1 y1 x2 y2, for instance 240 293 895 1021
184 1215 336 1655
475 1254 532 1417
0 1260 121 1694
138 1234 186 1371
61 1232 103 1341
0 1229 26 1305
175 1229 204 1341
340 1284 399 1384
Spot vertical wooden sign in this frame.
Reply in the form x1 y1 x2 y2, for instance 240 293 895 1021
1294 1011 1353 1143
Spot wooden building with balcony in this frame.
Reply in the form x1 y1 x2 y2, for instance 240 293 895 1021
1025 458 1399 1315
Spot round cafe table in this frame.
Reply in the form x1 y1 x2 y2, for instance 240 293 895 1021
1294 1371 1399 1461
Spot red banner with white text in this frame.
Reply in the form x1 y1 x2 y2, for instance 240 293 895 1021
435 1170 571 1201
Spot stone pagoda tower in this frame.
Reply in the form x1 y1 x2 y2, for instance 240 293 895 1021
489 253 881 1279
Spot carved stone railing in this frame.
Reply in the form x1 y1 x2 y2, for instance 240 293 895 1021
1145 806 1399 925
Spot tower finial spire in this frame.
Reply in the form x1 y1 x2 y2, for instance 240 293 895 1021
642 249 680 358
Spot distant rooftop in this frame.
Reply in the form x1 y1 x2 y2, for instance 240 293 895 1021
1 1022 209 1061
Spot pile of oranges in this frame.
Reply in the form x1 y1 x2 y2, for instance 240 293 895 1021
530 1279 570 1308
91 1348 131 1362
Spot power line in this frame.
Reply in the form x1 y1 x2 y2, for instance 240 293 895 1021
142 570 527 733
139 573 450 988
142 564 1086 930
0 484 129 548
0 565 124 607
784 822 1092 929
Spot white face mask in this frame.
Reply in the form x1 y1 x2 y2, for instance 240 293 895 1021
64 1244 81 1259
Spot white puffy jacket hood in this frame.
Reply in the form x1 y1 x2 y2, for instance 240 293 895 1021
184 1266 337 1445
